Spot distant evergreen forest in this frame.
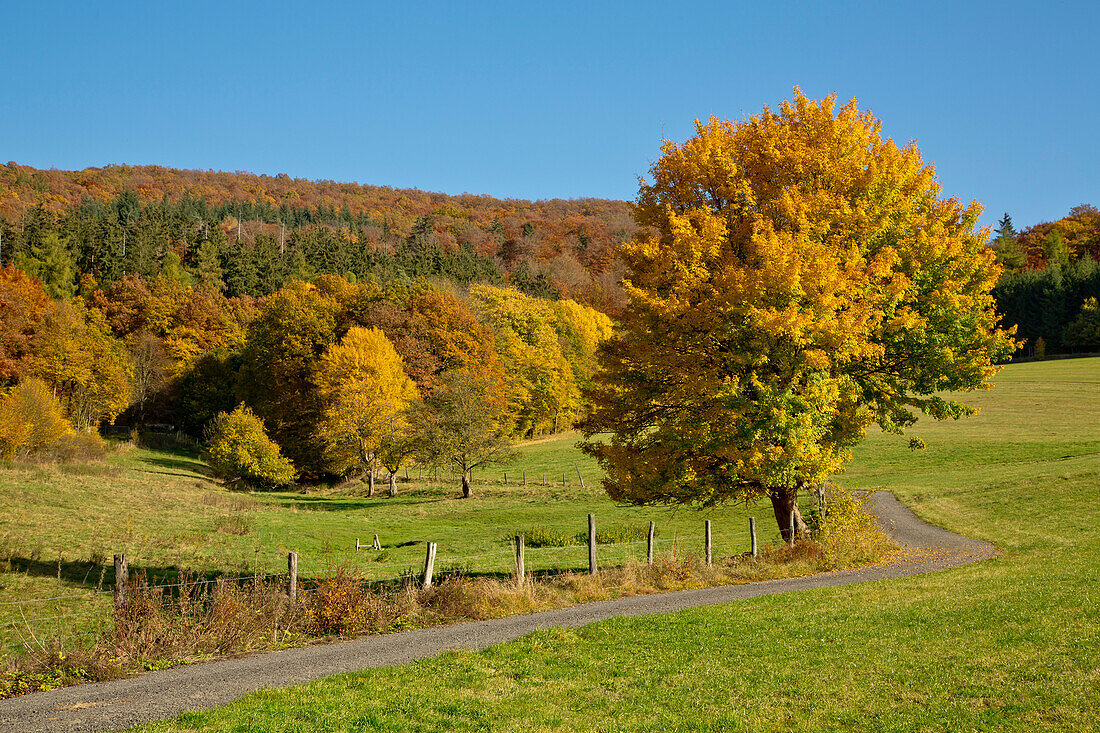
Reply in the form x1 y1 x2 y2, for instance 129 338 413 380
989 207 1100 356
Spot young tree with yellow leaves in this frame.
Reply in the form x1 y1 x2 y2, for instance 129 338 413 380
581 90 1016 540
32 300 133 430
313 326 419 495
0 377 73 459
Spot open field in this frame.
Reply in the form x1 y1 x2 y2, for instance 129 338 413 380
126 357 1100 732
0 430 802 652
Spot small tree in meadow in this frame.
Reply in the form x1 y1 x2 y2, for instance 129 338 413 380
204 405 295 488
312 326 419 495
377 407 418 497
410 370 515 499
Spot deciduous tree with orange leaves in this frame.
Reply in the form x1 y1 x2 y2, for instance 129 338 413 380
581 90 1016 540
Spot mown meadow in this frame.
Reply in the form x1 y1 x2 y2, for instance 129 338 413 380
127 357 1100 732
0 428 805 654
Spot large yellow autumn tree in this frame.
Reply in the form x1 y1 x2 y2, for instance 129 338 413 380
313 326 419 494
581 90 1016 539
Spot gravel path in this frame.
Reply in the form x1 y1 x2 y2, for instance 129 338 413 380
0 491 995 732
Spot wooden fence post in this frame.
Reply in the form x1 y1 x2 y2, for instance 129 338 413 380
523 471 526 487
562 472 567 487
575 464 585 489
355 537 361 551
789 513 796 548
373 533 381 551
705 520 712 567
287 551 297 602
515 534 525 586
504 471 507 484
647 521 655 565
750 517 758 559
422 542 437 589
588 513 597 575
113 553 128 604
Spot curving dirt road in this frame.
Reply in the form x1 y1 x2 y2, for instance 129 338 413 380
0 492 995 733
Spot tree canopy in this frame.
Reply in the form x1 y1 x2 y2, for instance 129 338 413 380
410 369 514 499
581 90 1016 538
313 326 419 487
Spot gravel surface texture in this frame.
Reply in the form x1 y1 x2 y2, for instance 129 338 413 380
1 491 996 732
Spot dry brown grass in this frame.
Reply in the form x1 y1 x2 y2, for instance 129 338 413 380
108 572 306 663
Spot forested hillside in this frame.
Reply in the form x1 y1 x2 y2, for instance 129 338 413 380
0 261 612 480
0 163 628 480
0 162 635 313
990 206 1100 356
2 160 1098 473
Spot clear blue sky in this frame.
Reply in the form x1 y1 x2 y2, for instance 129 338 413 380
2 1 1096 231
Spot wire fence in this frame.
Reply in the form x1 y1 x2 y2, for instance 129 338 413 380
0 513 789 654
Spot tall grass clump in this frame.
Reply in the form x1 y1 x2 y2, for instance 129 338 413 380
815 487 892 568
521 526 573 547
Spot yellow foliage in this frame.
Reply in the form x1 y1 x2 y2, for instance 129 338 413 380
816 488 893 568
583 89 1017 508
32 300 133 429
0 377 73 459
468 284 586 436
313 326 418 475
204 405 295 486
551 298 614 388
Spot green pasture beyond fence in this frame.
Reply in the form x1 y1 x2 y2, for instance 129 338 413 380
0 510 778 655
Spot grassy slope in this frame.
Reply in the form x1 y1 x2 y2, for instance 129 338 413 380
0 434 787 649
131 358 1100 732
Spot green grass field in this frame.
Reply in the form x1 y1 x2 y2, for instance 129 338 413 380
127 357 1100 732
0 429 792 651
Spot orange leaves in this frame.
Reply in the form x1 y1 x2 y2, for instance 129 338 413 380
0 264 50 384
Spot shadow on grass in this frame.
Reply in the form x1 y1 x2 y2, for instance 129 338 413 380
1 555 275 598
274 492 448 512
137 455 211 478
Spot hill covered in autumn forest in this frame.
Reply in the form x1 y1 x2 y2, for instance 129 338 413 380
0 162 637 312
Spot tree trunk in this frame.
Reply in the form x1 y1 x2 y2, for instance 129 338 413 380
461 469 472 499
388 470 397 498
359 442 375 497
770 485 808 544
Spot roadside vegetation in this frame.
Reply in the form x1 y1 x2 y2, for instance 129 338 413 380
128 357 1100 733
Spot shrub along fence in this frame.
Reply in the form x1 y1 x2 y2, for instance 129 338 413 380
0 512 789 656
